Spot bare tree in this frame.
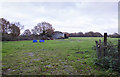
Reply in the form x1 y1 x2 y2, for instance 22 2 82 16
38 22 54 35
9 24 20 37
32 22 54 37
0 18 10 34
23 29 31 36
11 22 24 30
31 28 38 35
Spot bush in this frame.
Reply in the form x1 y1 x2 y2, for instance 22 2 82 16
93 41 120 73
2 34 13 41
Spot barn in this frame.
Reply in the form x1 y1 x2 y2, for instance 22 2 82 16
52 31 64 39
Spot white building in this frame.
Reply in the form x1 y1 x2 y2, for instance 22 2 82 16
52 31 64 39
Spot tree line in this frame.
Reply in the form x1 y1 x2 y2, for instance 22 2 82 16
69 31 103 37
69 32 120 38
0 18 120 41
0 18 24 41
0 18 54 41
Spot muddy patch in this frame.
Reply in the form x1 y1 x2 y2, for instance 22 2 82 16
28 53 34 56
33 58 40 61
63 65 77 74
24 52 34 56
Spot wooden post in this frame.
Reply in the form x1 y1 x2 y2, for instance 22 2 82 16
104 33 107 46
118 40 120 61
95 41 99 59
104 33 107 56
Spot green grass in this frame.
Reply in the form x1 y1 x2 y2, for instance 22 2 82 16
2 37 119 75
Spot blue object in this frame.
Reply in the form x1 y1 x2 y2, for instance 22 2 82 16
33 40 37 43
39 40 45 42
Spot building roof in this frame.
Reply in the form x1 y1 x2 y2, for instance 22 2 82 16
54 31 63 34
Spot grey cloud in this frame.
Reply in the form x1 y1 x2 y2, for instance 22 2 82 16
0 2 118 34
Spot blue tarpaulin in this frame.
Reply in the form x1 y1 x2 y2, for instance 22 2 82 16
33 40 37 43
39 40 45 42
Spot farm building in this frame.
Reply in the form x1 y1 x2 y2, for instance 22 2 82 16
52 31 64 39
52 31 69 39
63 32 69 38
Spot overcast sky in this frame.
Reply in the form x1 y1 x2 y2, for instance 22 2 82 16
0 2 118 34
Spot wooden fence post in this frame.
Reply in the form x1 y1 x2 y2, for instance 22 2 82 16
104 33 107 46
95 41 99 59
104 33 107 56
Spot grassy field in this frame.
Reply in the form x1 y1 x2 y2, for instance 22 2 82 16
2 37 119 75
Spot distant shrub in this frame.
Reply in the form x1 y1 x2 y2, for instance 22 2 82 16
2 34 13 41
93 41 120 73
